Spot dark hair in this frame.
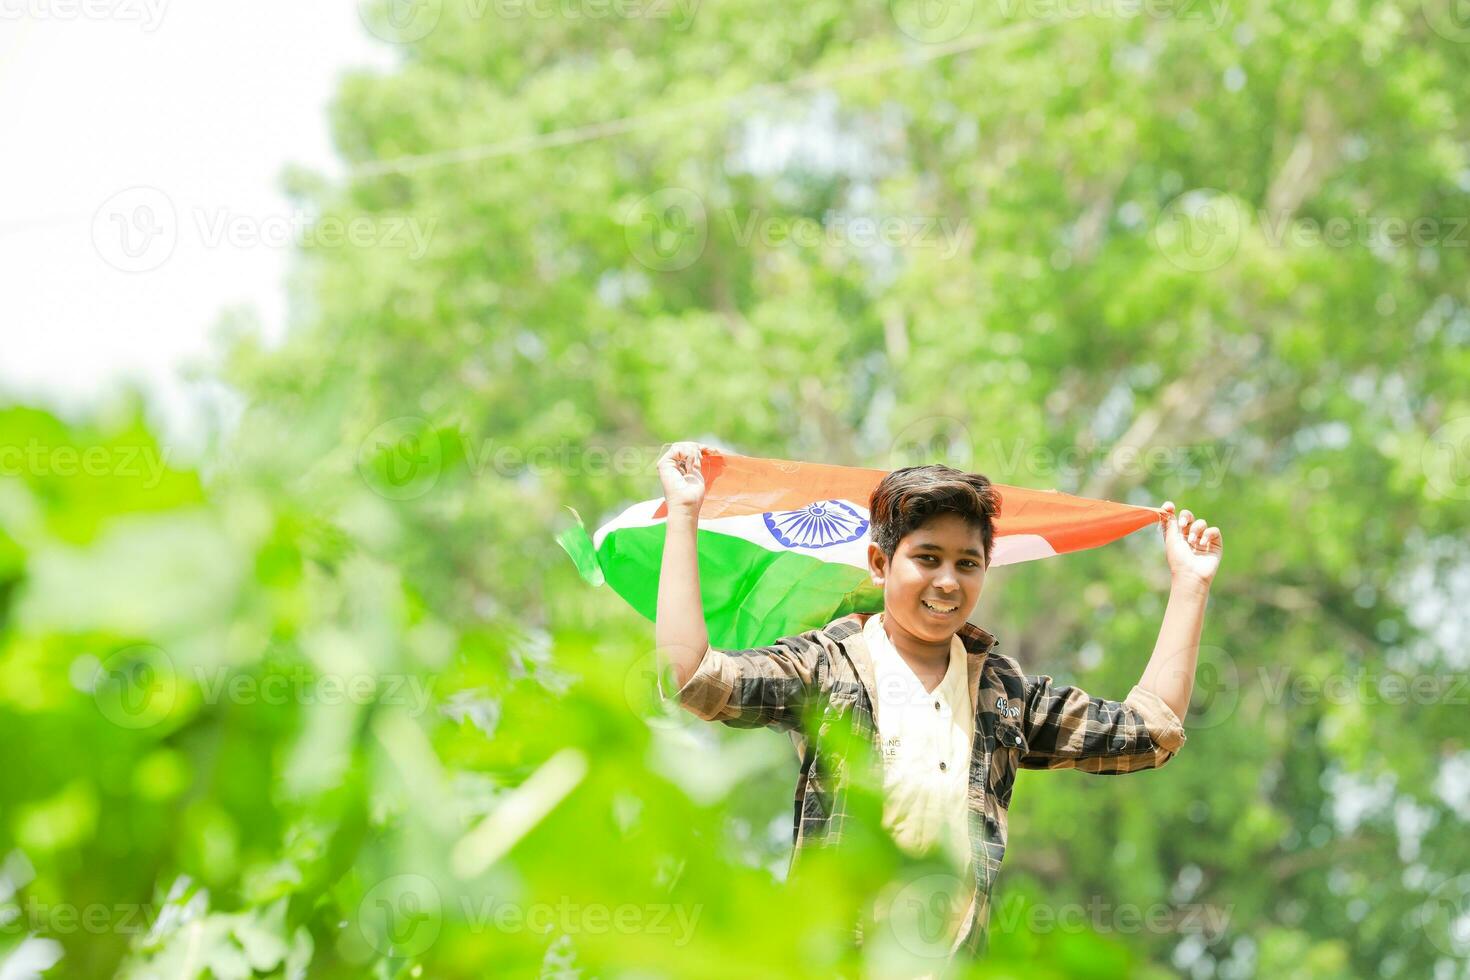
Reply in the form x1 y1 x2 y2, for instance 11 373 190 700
869 464 1000 563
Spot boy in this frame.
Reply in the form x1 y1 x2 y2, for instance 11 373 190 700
652 441 1221 961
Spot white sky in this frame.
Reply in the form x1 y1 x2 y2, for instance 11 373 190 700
0 2 392 451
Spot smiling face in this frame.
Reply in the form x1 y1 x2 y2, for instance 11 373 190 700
867 512 988 648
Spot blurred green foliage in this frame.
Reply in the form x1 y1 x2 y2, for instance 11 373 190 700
4 0 1470 975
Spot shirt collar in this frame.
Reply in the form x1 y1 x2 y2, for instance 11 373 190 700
842 611 1000 720
864 612 982 673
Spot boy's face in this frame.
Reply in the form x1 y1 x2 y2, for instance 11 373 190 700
867 512 988 644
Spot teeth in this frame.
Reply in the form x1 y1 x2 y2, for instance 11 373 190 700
922 600 958 613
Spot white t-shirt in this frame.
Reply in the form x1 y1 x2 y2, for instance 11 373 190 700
865 612 975 875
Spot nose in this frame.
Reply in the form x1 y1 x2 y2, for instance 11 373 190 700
933 566 959 593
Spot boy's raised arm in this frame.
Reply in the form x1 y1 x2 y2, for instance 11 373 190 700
654 441 714 689
1135 500 1223 722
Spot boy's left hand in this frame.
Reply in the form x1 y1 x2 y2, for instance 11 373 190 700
1159 501 1222 590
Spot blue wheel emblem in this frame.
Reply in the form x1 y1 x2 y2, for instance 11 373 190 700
762 500 869 550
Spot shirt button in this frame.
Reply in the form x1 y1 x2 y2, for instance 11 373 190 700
939 761 947 771
934 700 941 711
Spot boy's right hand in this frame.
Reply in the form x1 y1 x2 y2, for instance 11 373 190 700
657 441 712 517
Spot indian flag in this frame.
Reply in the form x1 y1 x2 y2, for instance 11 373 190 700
558 451 1162 650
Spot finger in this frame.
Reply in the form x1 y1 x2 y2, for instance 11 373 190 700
1205 527 1221 548
1179 508 1193 527
1187 520 1204 546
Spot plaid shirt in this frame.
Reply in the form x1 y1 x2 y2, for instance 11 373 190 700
669 612 1188 957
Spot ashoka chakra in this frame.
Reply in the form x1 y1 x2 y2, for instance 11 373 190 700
762 500 869 550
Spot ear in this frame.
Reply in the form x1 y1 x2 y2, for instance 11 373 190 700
867 542 887 587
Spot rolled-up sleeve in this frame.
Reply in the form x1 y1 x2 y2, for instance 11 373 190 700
658 631 826 732
1019 675 1187 773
